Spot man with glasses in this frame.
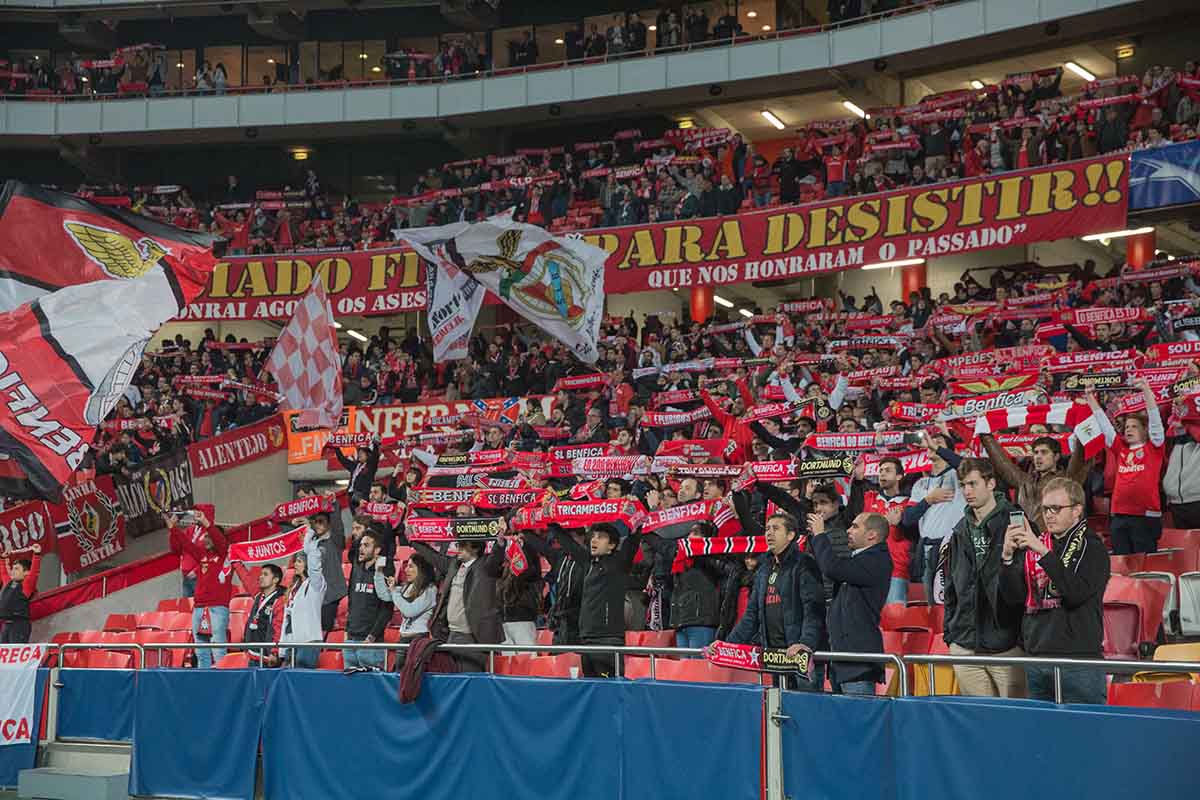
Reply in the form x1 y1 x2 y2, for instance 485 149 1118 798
1001 477 1111 704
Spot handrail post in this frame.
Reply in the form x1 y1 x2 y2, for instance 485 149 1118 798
488 649 495 673
928 657 936 696
1053 666 1063 704
891 654 907 697
649 653 656 680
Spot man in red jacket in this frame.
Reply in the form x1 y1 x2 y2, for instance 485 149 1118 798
167 508 231 668
0 543 42 643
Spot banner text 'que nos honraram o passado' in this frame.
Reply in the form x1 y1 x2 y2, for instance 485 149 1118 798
173 155 1130 321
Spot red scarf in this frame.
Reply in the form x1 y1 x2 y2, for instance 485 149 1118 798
1023 519 1089 613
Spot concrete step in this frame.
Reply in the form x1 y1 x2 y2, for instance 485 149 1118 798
17 767 127 800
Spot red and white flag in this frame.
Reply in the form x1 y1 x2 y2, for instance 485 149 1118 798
263 276 343 429
973 402 1105 458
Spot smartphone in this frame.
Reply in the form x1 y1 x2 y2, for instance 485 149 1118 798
177 511 197 526
1009 510 1026 529
375 556 387 568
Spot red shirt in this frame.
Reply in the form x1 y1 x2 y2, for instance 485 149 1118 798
177 523 232 608
824 155 847 183
1110 439 1165 517
863 491 914 579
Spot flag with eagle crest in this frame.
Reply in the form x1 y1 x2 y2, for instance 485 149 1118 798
397 215 606 364
0 181 217 500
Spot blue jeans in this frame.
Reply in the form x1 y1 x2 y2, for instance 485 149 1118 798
289 646 319 669
181 575 196 598
676 626 717 655
886 576 908 605
827 180 846 196
345 637 385 670
192 605 229 669
1025 664 1107 704
839 680 876 696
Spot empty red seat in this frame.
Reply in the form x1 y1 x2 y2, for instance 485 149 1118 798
135 611 171 631
881 604 931 631
228 612 248 643
45 632 80 667
1158 529 1200 551
103 613 137 632
882 629 932 656
230 596 254 615
325 630 346 644
317 650 344 671
625 630 676 649
215 652 250 669
164 611 194 632
653 658 760 685
85 650 132 669
1143 548 1198 577
536 628 554 647
1103 574 1167 657
523 653 582 679
1108 680 1198 710
1110 554 1146 575
493 653 535 676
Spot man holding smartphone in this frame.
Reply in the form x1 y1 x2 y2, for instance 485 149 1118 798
939 459 1026 697
1000 477 1110 704
344 529 394 671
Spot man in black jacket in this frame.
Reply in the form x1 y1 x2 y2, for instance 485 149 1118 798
1000 478 1110 704
938 459 1026 697
727 512 825 690
344 530 394 671
553 523 643 677
670 522 726 653
329 435 381 509
524 524 586 645
809 512 891 695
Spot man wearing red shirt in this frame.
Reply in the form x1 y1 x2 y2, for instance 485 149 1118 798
167 508 232 668
851 456 914 604
1089 380 1166 554
824 145 849 197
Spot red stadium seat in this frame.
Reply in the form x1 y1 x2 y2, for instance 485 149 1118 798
653 658 760 685
881 604 931 632
1144 548 1199 577
334 596 348 630
85 650 132 670
227 612 248 643
524 653 582 679
102 613 137 632
325 630 346 644
317 650 344 671
230 596 254 615
625 630 677 649
215 652 250 669
493 653 535 676
881 630 932 656
1108 681 1197 710
1159 529 1200 551
135 611 171 631
152 630 195 668
45 632 80 668
164 611 194 632
1110 554 1146 575
1103 574 1168 657
536 628 554 648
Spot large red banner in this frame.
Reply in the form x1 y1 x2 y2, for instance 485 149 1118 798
173 155 1129 321
49 473 127 574
0 501 54 557
187 413 287 477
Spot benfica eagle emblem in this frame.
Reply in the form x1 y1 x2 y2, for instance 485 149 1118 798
63 220 169 280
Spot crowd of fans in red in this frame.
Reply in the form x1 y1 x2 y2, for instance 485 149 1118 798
12 250 1200 709
50 60 1200 258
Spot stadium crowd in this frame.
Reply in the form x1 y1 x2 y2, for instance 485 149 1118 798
50 58 1200 258
7 248 1188 708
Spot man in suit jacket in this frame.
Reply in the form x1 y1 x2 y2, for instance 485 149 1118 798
410 528 504 672
808 511 892 696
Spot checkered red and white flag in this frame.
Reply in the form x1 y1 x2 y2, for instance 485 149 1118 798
262 276 343 429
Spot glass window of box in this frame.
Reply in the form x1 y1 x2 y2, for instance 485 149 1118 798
298 42 320 84
318 41 345 81
493 25 533 68
203 45 243 87
535 23 572 65
739 0 777 35
246 46 287 90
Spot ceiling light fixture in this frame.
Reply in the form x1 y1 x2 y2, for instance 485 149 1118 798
359 53 369 60
1080 226 1154 242
1064 61 1096 82
738 308 754 318
332 321 343 329
713 294 735 308
747 10 758 18
555 38 564 45
969 79 985 90
842 100 868 119
346 329 368 342
861 258 925 271
371 66 382 73
762 24 771 31
267 58 275 64
761 109 786 130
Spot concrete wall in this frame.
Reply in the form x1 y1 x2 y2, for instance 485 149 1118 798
191 447 291 527
31 571 181 642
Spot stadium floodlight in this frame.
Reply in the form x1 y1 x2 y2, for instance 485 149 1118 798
346 329 368 342
1064 61 1096 82
738 308 754 318
1080 226 1154 242
761 110 786 130
842 100 868 119
714 294 735 308
862 258 925 271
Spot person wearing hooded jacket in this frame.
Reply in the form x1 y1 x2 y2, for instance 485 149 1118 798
524 523 587 645
280 528 325 668
938 459 1026 698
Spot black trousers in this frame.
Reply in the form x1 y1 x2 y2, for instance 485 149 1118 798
0 619 31 644
1169 502 1200 530
552 616 578 647
320 599 340 634
1110 514 1162 555
580 635 623 678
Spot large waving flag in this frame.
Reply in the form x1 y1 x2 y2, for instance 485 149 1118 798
398 216 607 363
0 181 217 500
263 276 343 429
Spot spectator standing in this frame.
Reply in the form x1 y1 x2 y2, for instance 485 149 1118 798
726 512 825 690
525 525 588 645
564 23 585 61
0 544 42 644
938 459 1026 697
280 528 326 669
850 456 913 604
1001 478 1110 703
772 148 801 205
902 430 965 598
606 14 627 57
376 553 437 671
978 432 1089 523
169 508 231 669
808 512 892 695
344 529 394 671
584 24 607 58
305 503 348 635
231 561 287 665
553 523 643 677
329 436 381 508
212 62 228 94
1163 403 1200 528
413 534 503 673
1089 380 1165 554
627 14 648 54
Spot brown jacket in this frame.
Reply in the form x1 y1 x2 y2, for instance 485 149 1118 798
979 434 1089 524
413 541 504 644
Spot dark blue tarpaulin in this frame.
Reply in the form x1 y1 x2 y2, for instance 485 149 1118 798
57 668 135 742
260 672 764 800
129 669 266 800
0 669 48 789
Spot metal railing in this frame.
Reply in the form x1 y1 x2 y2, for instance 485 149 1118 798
0 1 960 103
905 653 1200 704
